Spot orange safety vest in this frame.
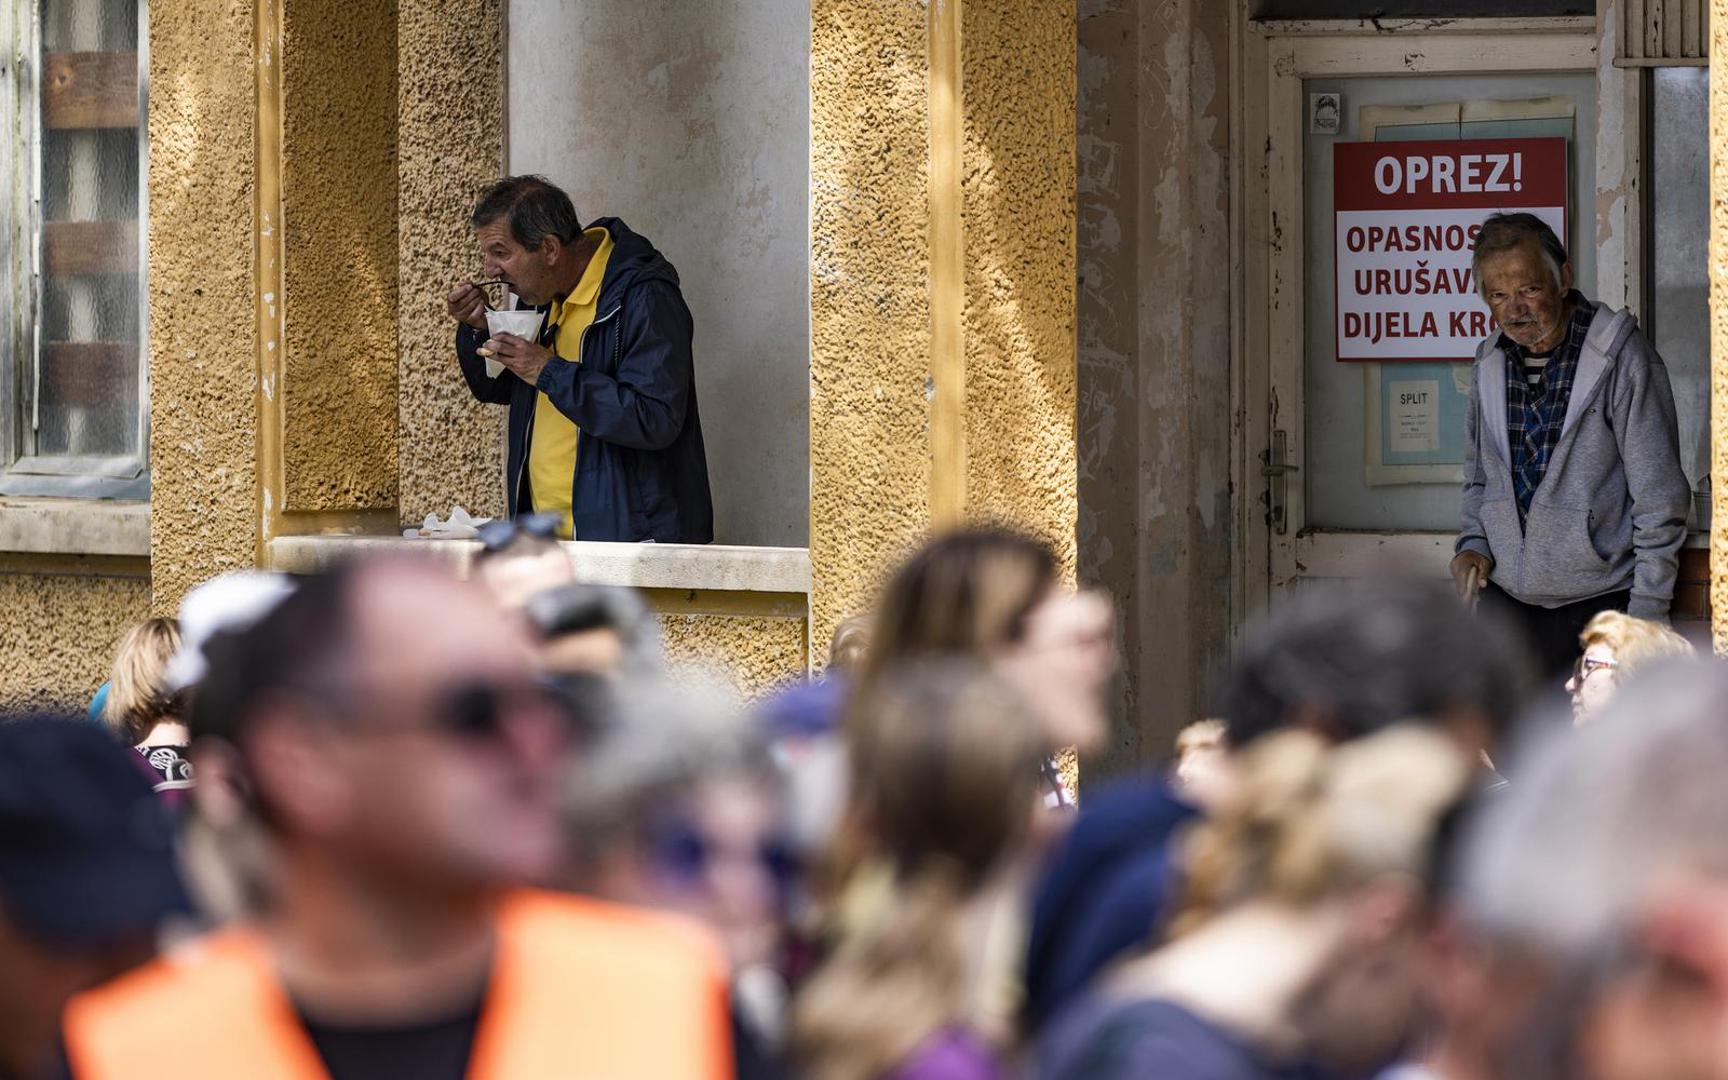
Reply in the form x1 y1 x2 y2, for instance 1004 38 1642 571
64 889 734 1079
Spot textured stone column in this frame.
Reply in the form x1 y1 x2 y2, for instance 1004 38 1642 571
809 0 1078 654
280 0 400 516
397 1 507 527
147 0 262 609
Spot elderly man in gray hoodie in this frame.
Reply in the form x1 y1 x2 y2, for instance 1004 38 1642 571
1451 213 1689 680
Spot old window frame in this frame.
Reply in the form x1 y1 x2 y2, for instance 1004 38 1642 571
0 0 149 501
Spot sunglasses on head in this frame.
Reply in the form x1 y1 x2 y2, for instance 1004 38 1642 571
477 511 563 552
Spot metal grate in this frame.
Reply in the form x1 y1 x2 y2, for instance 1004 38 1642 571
1617 0 1709 65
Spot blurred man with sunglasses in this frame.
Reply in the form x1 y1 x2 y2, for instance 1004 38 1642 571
63 558 732 1080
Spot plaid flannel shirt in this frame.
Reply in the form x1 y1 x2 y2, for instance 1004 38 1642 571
1503 291 1595 520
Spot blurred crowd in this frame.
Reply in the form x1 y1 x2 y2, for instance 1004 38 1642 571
4 521 1726 1079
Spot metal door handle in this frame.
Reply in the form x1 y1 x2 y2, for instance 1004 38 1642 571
1263 429 1297 535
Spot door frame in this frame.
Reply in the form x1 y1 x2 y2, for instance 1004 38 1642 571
1236 16 1599 601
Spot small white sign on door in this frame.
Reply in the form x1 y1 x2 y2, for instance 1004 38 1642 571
1389 378 1440 453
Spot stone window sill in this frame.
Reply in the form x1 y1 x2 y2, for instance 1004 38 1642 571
0 499 150 557
266 535 812 595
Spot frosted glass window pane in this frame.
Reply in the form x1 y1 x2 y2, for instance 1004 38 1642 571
41 0 136 52
1649 68 1710 501
42 130 138 222
31 0 144 467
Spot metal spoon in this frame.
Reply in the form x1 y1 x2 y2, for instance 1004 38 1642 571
470 279 508 309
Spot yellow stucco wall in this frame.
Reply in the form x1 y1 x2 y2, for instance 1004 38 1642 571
398 1 508 528
1714 0 1728 652
281 0 400 512
659 613 809 700
147 0 259 612
809 1 934 655
809 0 1078 651
961 0 1078 574
0 572 150 711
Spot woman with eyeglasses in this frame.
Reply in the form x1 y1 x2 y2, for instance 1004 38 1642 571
566 680 798 1080
1564 610 1693 726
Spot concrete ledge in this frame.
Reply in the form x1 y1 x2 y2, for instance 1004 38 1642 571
0 499 150 557
266 535 813 595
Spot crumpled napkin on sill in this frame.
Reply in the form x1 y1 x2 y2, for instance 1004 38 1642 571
402 506 492 540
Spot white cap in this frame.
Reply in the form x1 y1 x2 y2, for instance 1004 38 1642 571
161 572 298 693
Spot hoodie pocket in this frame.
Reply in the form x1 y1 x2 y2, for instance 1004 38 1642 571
1478 498 1519 560
1521 502 1612 596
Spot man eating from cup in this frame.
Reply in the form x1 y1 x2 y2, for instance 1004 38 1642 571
446 176 713 544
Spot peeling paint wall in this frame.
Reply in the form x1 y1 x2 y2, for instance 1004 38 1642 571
397 1 507 527
809 0 933 654
1078 0 1235 771
507 0 811 548
1711 0 1728 652
281 0 399 512
0 572 149 710
962 0 1079 576
147 0 259 611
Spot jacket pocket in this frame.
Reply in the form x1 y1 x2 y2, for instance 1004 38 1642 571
1478 498 1519 562
1521 502 1612 597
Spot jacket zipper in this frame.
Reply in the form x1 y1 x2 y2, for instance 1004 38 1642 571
511 304 623 527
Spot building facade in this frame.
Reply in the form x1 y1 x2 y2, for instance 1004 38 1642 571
0 0 1721 773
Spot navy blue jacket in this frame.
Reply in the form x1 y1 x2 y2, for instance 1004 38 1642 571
1022 773 1197 1035
456 218 714 543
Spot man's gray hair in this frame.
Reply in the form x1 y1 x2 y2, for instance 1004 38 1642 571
470 175 582 252
568 675 779 844
1456 658 1728 958
1472 212 1569 300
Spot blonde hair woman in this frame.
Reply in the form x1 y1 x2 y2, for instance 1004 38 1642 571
1037 726 1472 1079
1566 610 1694 725
101 617 192 796
794 661 1043 1080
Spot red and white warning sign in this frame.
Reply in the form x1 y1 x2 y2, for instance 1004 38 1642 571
1334 137 1568 362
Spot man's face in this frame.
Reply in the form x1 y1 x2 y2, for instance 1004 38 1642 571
477 220 558 307
540 627 625 679
995 588 1116 755
286 567 571 889
1479 240 1572 351
475 548 576 614
1581 884 1728 1080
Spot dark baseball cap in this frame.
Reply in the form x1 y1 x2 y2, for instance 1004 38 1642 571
0 716 190 947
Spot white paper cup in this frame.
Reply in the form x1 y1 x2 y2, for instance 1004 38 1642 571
483 309 543 378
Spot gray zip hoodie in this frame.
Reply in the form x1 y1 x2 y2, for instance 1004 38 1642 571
1456 301 1688 617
